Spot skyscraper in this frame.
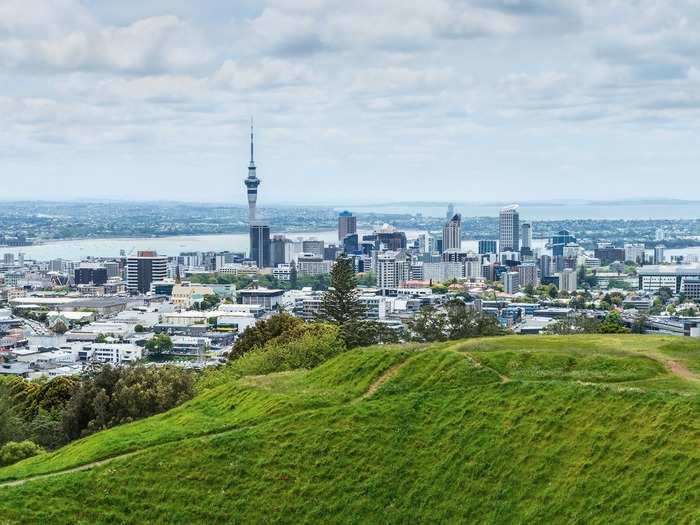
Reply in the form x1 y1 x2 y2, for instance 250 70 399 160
442 213 461 252
521 222 532 250
499 205 520 252
250 225 271 268
338 211 357 241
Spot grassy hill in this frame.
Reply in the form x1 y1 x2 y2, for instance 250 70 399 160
2 335 700 524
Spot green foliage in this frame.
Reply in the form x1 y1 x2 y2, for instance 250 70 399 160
0 440 43 467
229 323 346 377
229 313 304 360
195 294 221 311
145 333 173 356
61 364 195 440
598 311 630 334
134 324 145 333
407 302 505 342
544 315 602 335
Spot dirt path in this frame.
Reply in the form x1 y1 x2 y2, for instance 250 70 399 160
0 451 142 488
359 357 413 400
657 357 700 382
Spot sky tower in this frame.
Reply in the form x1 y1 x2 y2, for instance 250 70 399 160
244 118 260 223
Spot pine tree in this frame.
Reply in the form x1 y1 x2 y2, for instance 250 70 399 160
289 260 298 288
317 256 367 347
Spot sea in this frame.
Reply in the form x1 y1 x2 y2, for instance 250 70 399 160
3 201 700 262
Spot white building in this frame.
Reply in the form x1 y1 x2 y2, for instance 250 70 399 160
624 243 646 265
89 343 142 364
502 271 520 294
517 263 539 288
560 268 577 293
376 251 410 288
499 205 520 252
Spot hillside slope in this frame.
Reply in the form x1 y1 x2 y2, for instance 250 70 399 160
1 335 700 524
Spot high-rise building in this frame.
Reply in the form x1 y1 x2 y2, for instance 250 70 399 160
517 263 539 288
126 251 167 295
442 213 461 252
250 225 271 268
521 222 532 250
559 268 577 293
464 253 482 279
271 235 293 267
342 233 359 253
499 205 520 252
539 255 552 278
376 251 410 289
502 271 520 294
624 243 646 265
654 245 665 265
478 240 497 255
551 230 576 257
338 211 357 242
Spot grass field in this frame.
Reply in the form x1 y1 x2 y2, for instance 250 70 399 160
1 335 700 524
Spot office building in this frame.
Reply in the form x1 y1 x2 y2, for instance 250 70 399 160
654 245 665 265
297 254 333 276
338 211 357 242
502 271 520 294
478 240 498 254
517 263 539 288
342 233 359 253
302 239 325 257
74 263 108 286
638 265 700 293
521 223 532 250
126 251 168 294
442 213 461 252
499 205 520 252
250 225 271 268
270 235 293 267
624 243 646 265
594 246 626 266
559 268 577 293
539 255 552 278
418 233 438 254
551 230 576 257
464 253 482 279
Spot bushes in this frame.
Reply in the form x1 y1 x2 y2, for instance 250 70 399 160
229 313 304 360
62 364 196 440
0 440 44 467
231 323 345 377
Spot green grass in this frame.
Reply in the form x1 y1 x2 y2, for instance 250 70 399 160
2 335 700 524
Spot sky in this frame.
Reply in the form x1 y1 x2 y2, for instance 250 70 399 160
2 0 700 205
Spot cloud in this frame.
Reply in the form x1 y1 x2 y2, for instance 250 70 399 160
211 58 315 90
0 10 212 74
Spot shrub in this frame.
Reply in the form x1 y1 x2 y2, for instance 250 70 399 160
231 323 346 377
0 440 44 467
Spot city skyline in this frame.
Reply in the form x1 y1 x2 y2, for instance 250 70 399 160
4 2 700 203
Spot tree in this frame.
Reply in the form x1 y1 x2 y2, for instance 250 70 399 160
317 256 368 348
523 283 535 297
134 324 145 333
289 260 298 288
547 284 558 299
444 300 505 339
230 313 303 360
407 306 448 342
598 311 629 334
630 313 648 334
145 334 173 357
544 314 601 335
0 440 43 467
198 294 220 311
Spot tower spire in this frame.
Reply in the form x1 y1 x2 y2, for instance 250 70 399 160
250 116 255 167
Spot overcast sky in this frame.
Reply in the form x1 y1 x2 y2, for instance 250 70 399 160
2 1 700 204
